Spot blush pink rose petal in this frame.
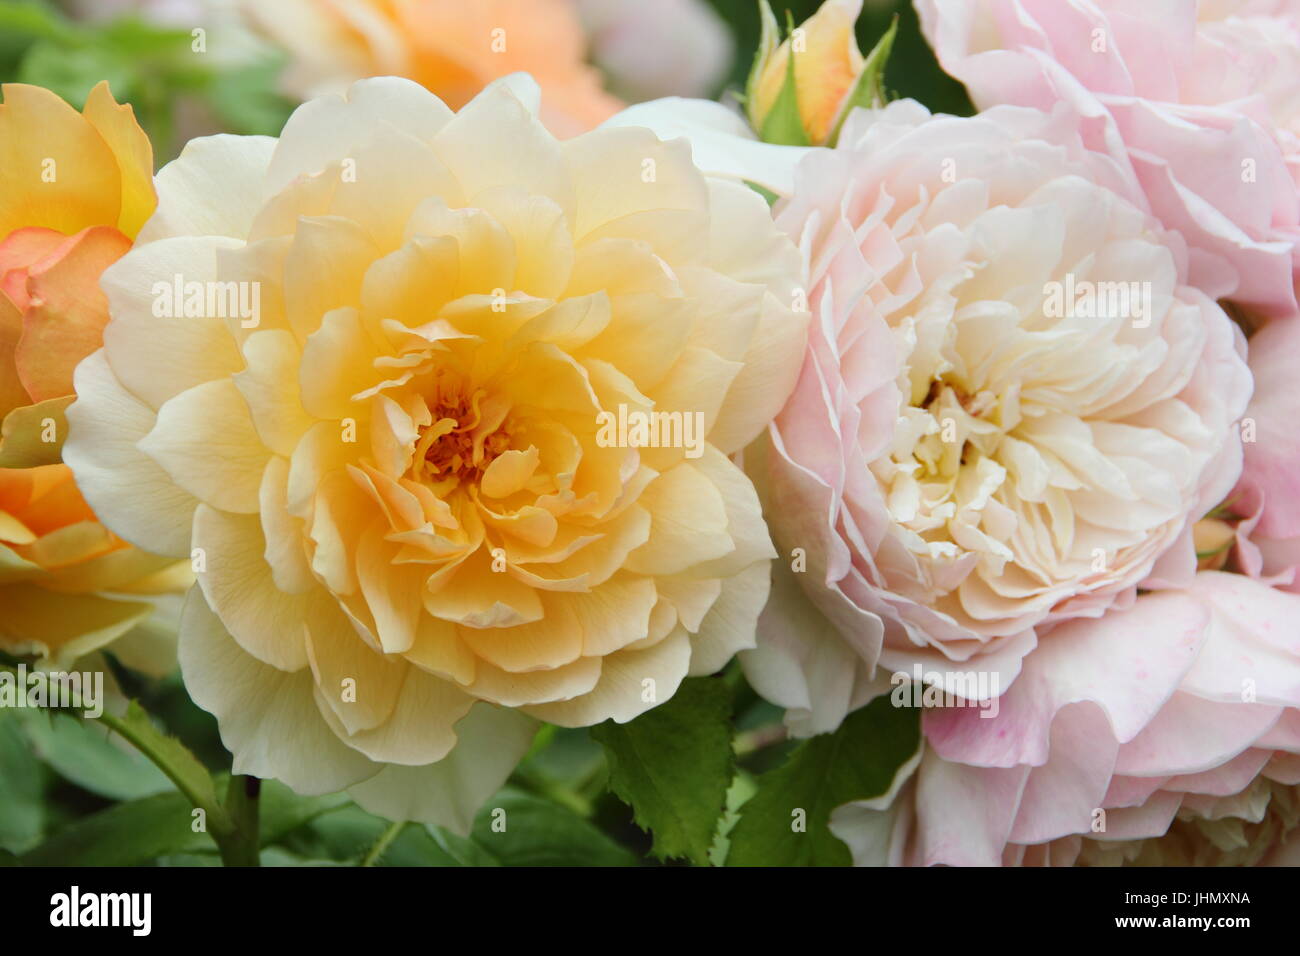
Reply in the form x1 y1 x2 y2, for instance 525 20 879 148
1235 314 1300 544
917 0 1300 320
831 573 1300 866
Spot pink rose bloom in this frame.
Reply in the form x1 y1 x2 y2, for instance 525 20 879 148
831 572 1300 866
605 2 1294 866
916 0 1300 320
744 99 1252 737
807 172 1300 863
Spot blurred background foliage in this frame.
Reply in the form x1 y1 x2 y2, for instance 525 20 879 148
0 0 294 163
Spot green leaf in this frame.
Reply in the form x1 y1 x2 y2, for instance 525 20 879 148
0 671 237 861
709 769 758 866
757 12 810 147
278 793 634 868
20 791 208 867
829 15 899 146
726 695 920 866
425 823 501 867
19 710 171 801
154 853 222 867
279 804 391 863
278 803 476 867
467 789 636 867
510 725 606 817
591 677 735 864
0 711 44 854
258 847 349 867
256 781 351 848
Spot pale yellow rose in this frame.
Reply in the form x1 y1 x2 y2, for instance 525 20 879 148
64 75 807 828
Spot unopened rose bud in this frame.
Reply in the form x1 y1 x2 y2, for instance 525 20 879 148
1193 517 1236 570
746 0 894 146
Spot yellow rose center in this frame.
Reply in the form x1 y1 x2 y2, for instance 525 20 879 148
410 370 513 491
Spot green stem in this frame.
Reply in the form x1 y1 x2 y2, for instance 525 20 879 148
361 820 406 867
94 705 226 818
734 723 788 757
219 775 262 867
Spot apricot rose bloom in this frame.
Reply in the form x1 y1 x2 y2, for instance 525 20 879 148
1 82 188 667
243 0 623 138
64 75 806 828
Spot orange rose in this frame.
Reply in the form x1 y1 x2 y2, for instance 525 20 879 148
0 82 188 666
243 0 623 136
0 81 154 436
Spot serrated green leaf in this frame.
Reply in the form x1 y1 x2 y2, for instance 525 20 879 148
591 677 735 864
726 696 920 866
709 769 758 866
829 15 899 146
